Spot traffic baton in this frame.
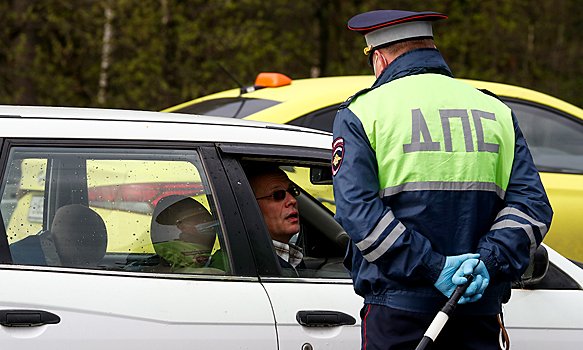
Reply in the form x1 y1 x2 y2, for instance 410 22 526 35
415 274 474 350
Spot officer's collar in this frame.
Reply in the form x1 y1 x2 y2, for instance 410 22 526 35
372 47 453 88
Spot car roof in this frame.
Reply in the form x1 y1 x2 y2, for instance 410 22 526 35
163 75 583 124
458 79 583 119
0 105 332 150
162 76 375 125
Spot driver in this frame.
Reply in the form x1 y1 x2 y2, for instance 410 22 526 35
245 164 305 275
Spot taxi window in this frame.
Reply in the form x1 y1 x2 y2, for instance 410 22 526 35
506 99 583 174
287 104 340 133
173 97 280 119
0 147 230 275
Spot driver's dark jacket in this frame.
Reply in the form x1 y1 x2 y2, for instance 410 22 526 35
332 48 553 315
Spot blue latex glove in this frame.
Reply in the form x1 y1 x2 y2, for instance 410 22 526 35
434 253 480 298
453 259 490 304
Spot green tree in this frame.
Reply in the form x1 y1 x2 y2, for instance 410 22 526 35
0 0 582 110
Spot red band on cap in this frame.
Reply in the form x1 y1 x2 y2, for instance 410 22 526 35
348 14 447 33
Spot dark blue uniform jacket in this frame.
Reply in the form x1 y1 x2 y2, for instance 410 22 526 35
332 48 553 315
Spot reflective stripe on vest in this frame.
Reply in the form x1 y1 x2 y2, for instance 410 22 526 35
349 74 515 198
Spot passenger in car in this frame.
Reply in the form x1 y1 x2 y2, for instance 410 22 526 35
147 195 226 273
245 164 306 276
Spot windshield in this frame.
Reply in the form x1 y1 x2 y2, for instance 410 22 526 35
172 97 280 119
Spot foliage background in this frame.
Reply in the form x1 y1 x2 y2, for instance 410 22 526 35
1 0 582 110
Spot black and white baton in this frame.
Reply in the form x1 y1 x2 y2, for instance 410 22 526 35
415 274 474 350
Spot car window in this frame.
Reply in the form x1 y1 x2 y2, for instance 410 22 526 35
1 147 230 275
173 97 280 119
238 159 348 279
287 104 340 133
505 99 583 174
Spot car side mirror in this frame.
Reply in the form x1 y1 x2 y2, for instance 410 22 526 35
512 245 549 288
310 166 333 185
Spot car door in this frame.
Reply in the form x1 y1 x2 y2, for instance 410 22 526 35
219 144 361 350
0 141 277 349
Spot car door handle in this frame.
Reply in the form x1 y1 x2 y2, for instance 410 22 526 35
0 310 61 327
296 310 356 327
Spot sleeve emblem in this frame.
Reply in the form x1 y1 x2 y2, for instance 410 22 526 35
332 137 344 176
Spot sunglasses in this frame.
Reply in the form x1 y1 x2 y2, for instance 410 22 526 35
256 185 300 201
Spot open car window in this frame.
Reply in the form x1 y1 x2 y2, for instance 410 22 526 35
1 146 231 275
239 159 349 279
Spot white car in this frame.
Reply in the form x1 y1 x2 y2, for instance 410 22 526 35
0 106 580 350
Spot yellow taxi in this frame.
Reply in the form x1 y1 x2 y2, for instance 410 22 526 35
163 73 583 262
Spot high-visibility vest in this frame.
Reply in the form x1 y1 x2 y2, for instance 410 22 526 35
349 74 515 199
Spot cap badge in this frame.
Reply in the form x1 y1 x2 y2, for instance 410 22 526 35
363 45 373 56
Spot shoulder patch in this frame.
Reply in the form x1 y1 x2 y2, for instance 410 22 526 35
332 137 344 176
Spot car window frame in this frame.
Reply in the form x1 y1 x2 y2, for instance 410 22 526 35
0 138 260 277
219 152 282 277
0 137 12 264
218 142 344 279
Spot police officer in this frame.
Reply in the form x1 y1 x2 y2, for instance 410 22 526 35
332 10 553 350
